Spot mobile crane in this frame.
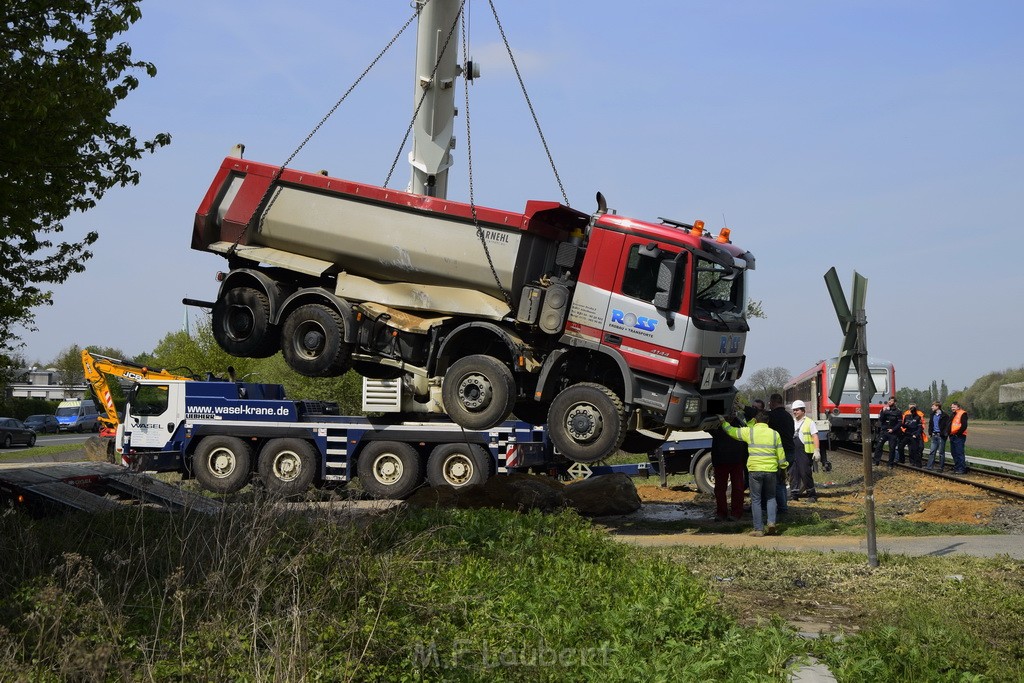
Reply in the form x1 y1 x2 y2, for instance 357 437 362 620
81 349 194 438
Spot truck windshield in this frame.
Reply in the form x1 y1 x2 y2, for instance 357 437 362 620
130 384 170 416
691 254 747 330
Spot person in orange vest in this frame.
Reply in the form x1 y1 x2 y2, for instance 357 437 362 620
948 401 969 474
899 402 928 468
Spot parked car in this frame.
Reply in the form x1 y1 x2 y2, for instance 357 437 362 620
0 418 37 448
24 414 60 434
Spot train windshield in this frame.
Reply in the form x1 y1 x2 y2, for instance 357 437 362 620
832 368 890 397
690 253 747 330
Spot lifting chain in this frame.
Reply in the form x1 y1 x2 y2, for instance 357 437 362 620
461 4 514 311
486 0 570 207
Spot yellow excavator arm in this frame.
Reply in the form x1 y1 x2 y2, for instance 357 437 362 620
81 349 194 435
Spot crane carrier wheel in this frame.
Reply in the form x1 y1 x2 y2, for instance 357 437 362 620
356 441 423 499
258 438 317 496
426 443 492 488
193 436 252 494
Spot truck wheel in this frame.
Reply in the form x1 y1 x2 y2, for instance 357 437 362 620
426 443 492 488
356 441 423 499
282 304 352 377
193 436 252 494
692 451 715 496
548 383 625 464
213 287 279 358
258 438 318 496
441 355 516 430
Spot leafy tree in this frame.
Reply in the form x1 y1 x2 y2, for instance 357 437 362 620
0 0 170 367
741 366 791 402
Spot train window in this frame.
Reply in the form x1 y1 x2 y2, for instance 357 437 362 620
831 369 890 395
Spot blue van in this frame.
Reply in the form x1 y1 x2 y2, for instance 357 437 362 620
55 400 100 432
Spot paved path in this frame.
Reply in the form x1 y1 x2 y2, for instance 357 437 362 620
615 531 1024 559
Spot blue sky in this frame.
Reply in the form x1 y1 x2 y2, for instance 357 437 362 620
18 0 1023 393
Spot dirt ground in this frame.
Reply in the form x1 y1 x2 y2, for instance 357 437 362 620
631 420 1024 534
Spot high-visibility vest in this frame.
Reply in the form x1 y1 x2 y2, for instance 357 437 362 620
724 422 786 472
901 409 929 442
796 417 816 453
950 409 967 436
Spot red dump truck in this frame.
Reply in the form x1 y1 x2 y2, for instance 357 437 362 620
188 1 755 463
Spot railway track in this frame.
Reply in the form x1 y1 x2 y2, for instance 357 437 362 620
834 445 1024 503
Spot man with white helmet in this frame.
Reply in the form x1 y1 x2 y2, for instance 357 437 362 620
789 400 820 503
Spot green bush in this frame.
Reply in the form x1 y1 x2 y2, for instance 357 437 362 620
0 503 803 681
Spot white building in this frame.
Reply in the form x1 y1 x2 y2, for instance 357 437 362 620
5 368 88 401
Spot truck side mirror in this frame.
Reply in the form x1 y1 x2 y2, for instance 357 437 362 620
652 253 685 312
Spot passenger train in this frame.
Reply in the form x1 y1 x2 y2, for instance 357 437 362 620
783 357 896 447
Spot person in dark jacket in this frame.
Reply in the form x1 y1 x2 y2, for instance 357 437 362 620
766 393 794 513
948 401 969 474
874 397 900 467
900 402 927 468
926 402 951 471
709 413 748 521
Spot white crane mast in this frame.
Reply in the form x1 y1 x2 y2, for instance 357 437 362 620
409 0 464 198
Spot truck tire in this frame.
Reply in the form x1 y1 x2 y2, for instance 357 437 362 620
356 441 423 499
426 443 492 488
212 287 279 358
193 436 252 494
691 451 715 496
441 355 516 430
547 383 625 464
258 438 318 496
282 304 352 377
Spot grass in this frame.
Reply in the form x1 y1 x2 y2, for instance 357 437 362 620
0 442 84 461
0 503 807 681
661 545 1024 681
1 502 1019 681
966 447 1024 467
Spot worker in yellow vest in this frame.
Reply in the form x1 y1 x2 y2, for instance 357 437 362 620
721 405 788 537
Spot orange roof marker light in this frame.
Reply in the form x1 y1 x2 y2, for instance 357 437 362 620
716 227 731 243
689 219 705 236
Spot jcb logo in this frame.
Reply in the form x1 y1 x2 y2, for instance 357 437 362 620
611 309 658 332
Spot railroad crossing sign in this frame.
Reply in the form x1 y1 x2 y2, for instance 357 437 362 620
823 267 875 405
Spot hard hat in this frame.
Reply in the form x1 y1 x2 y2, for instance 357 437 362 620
791 400 806 410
